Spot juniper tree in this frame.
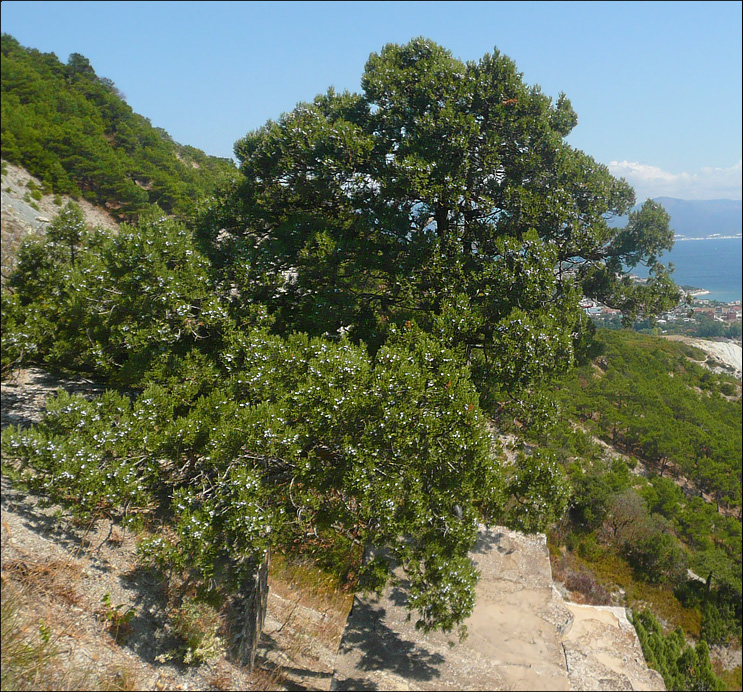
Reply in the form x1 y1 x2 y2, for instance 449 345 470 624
4 37 683 658
200 38 681 417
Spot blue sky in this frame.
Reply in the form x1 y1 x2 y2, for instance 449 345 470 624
2 1 741 200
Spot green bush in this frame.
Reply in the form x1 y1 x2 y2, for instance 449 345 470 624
632 609 724 691
169 597 225 665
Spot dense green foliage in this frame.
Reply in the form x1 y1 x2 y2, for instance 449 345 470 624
529 329 741 684
198 38 680 423
632 610 725 691
1 34 235 220
5 37 734 653
3 204 228 384
2 203 571 636
555 330 741 513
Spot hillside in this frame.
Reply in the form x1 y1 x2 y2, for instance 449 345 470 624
655 198 742 239
1 34 235 221
2 33 740 692
1 369 662 692
610 197 742 239
1 160 119 284
527 329 742 690
3 349 739 690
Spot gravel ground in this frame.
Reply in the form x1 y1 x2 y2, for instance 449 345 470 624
1 368 349 691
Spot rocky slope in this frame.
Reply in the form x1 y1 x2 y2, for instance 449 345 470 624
1 161 119 284
667 336 742 380
1 369 348 691
2 367 668 692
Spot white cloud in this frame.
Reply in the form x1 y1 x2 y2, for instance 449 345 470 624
608 159 742 201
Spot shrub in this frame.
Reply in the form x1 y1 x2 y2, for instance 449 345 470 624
563 567 611 605
169 597 225 664
98 593 135 643
626 523 687 585
632 609 725 691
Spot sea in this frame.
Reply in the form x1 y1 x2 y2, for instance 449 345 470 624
630 237 742 303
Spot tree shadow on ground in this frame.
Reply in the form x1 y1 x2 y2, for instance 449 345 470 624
254 635 330 691
110 564 189 669
0 477 128 575
470 529 517 555
335 597 445 686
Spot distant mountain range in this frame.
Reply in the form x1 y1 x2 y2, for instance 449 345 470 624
612 197 742 239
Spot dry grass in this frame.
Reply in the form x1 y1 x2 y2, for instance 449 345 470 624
1 577 144 692
1 544 142 690
269 551 354 619
205 667 234 691
98 665 141 691
107 528 125 546
552 555 612 606
714 664 742 692
3 556 83 607
1 581 98 691
247 664 290 691
269 552 353 660
551 543 703 637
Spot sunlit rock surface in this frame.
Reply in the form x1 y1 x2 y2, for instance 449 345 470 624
331 526 665 691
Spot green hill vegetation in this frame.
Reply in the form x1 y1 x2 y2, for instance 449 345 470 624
529 330 741 689
2 35 739 689
1 34 235 221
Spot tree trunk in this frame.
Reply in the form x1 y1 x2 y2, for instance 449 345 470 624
232 551 270 671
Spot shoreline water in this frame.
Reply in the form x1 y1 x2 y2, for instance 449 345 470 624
632 237 742 303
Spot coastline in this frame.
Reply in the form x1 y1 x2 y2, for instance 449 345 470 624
636 237 741 304
674 235 742 241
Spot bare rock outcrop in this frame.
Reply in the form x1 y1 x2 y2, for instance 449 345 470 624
563 604 665 691
1 161 119 283
331 526 665 691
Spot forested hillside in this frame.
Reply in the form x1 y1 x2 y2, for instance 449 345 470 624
1 34 235 220
530 330 741 689
2 35 740 690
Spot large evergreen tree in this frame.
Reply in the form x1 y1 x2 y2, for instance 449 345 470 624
200 38 681 413
3 38 692 662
